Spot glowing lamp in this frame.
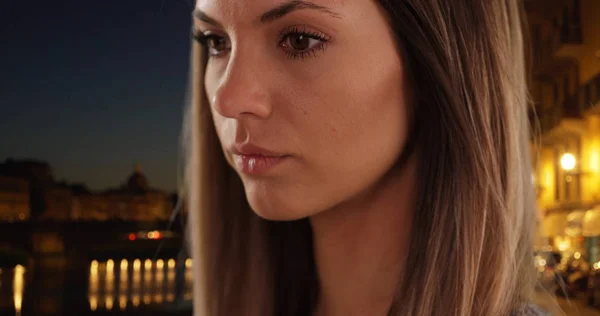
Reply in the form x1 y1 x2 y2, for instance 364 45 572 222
560 153 576 171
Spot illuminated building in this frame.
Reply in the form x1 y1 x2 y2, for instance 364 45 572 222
527 0 600 258
99 165 173 221
0 175 29 221
0 159 173 222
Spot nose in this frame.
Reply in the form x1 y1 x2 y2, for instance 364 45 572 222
210 50 272 120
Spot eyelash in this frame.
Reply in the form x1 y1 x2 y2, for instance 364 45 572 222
192 26 331 61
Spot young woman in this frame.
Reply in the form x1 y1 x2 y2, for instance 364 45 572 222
184 0 551 315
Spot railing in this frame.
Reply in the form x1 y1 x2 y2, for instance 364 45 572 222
582 72 600 111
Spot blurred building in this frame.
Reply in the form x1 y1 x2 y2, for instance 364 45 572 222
0 175 30 221
0 158 74 220
71 191 110 222
93 165 173 221
527 0 600 258
68 165 172 222
0 159 56 218
0 159 173 222
40 186 74 221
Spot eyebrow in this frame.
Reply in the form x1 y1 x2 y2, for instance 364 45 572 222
192 0 341 27
259 0 341 23
193 10 223 27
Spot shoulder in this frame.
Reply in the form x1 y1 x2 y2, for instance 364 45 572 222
511 304 549 316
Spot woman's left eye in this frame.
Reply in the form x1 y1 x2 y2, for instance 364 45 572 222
278 28 330 60
281 34 322 52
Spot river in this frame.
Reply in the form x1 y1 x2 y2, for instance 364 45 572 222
0 254 193 316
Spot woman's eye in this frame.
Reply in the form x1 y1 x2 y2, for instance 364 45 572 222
281 33 322 52
193 27 329 60
204 35 230 56
278 27 330 60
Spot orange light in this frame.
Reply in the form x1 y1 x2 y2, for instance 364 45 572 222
147 231 162 240
128 233 136 241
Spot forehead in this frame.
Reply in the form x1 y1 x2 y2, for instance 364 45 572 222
195 0 346 20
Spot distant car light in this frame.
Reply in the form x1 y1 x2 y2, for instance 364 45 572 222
147 230 161 240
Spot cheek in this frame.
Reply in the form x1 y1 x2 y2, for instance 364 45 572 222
278 51 409 213
204 64 219 108
209 108 236 165
255 87 408 221
322 84 408 180
205 68 230 146
306 61 409 168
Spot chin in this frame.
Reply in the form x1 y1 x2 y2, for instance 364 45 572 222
246 196 308 221
244 186 325 221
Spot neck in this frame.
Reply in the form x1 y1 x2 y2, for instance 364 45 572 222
310 156 417 316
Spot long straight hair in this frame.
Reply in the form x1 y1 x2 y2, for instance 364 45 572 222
184 1 539 315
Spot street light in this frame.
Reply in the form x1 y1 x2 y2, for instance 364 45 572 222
560 153 576 171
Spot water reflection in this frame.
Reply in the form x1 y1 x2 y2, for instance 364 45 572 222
13 265 25 316
87 258 192 312
1 256 191 315
0 264 27 316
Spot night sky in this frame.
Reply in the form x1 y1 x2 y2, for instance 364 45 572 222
0 0 195 192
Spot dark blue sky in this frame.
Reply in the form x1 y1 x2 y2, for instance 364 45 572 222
0 0 194 192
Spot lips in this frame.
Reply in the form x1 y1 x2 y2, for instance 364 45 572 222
230 143 289 175
233 154 287 174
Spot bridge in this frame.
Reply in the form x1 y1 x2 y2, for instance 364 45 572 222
0 220 187 266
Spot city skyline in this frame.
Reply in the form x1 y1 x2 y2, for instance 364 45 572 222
0 0 194 192
0 154 181 193
0 156 176 194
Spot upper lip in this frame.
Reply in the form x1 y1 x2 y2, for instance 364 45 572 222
231 143 286 157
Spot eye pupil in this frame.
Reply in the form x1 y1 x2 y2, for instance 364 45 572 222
289 34 310 50
208 37 227 52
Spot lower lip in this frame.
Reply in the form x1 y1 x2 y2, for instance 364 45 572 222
233 154 288 174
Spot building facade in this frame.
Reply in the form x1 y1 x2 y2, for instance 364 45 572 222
72 165 173 222
0 159 173 222
530 0 600 211
0 175 30 221
0 159 56 218
528 0 600 258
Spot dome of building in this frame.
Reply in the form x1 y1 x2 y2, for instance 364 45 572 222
127 164 149 193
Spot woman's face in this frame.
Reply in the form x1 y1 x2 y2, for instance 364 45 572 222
196 0 410 220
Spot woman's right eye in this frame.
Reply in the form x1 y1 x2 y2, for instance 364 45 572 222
206 35 230 56
195 31 231 57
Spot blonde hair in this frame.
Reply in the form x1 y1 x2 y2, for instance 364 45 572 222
184 1 540 315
